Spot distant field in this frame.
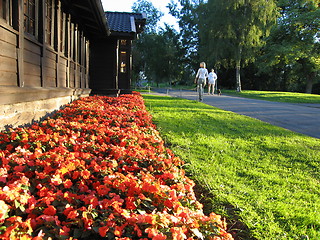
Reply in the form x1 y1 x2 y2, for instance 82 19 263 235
144 94 320 240
222 90 320 104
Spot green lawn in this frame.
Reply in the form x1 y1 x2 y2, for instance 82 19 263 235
143 94 320 240
223 90 320 104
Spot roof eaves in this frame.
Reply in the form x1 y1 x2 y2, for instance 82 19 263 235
130 16 137 33
92 0 111 36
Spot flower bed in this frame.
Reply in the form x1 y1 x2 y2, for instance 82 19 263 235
0 93 233 240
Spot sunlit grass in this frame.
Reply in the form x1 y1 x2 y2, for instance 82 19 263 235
143 94 320 240
223 90 320 104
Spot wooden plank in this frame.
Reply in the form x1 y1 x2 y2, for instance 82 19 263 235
23 74 41 87
58 78 67 88
0 56 17 72
69 66 75 88
58 70 67 88
23 62 41 76
23 49 41 65
0 27 17 43
43 58 56 69
0 71 18 86
46 49 57 61
0 40 17 58
45 77 56 87
59 58 67 67
45 67 56 79
24 39 41 55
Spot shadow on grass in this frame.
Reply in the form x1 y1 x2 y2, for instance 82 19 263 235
192 181 258 240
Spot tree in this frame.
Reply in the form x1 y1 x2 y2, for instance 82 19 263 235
200 0 278 91
257 0 320 93
132 0 164 33
168 0 204 82
132 1 184 86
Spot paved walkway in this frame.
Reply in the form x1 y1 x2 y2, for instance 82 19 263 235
149 89 320 139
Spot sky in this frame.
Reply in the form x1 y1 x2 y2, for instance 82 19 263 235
101 0 179 29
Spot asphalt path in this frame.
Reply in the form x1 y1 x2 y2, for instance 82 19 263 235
149 89 320 139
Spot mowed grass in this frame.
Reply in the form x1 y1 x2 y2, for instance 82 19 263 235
223 90 320 104
143 94 320 240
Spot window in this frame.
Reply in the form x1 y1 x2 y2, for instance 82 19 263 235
120 39 127 46
24 0 36 35
64 15 69 56
0 0 11 23
0 0 6 19
45 0 54 45
60 11 65 53
1 0 18 29
120 51 127 73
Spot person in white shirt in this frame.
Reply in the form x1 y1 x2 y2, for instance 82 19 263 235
208 69 217 95
194 62 208 101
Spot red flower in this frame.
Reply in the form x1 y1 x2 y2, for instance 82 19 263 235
96 185 110 196
43 205 56 216
99 226 109 237
0 94 233 240
63 179 73 189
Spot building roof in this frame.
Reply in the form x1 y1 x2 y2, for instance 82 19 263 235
105 12 146 37
61 0 110 38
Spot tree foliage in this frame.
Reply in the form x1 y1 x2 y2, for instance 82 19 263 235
257 0 320 93
199 0 278 91
132 1 184 87
169 0 202 67
132 0 164 33
131 0 320 93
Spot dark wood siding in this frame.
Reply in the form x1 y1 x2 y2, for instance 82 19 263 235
23 39 41 87
0 0 93 106
58 57 67 87
0 26 18 86
44 48 57 87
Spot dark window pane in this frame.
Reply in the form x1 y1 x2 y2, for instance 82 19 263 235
0 0 6 19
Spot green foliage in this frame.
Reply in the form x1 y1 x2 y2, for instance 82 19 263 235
199 0 278 91
144 94 320 239
132 1 187 87
131 0 164 33
168 0 202 65
256 0 320 93
132 26 184 86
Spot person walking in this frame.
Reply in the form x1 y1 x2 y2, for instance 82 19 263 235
208 69 217 95
194 62 208 102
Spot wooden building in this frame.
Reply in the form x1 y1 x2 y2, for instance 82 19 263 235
0 1 145 129
90 12 146 95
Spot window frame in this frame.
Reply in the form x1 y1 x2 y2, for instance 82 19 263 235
45 0 54 47
23 0 38 38
0 0 9 24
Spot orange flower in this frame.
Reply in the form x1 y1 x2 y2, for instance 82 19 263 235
96 185 110 196
81 170 91 179
114 225 122 237
43 205 56 216
99 226 109 237
60 226 70 236
64 179 73 189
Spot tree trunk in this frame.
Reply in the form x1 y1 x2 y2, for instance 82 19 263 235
235 45 242 92
236 62 241 92
305 72 316 94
